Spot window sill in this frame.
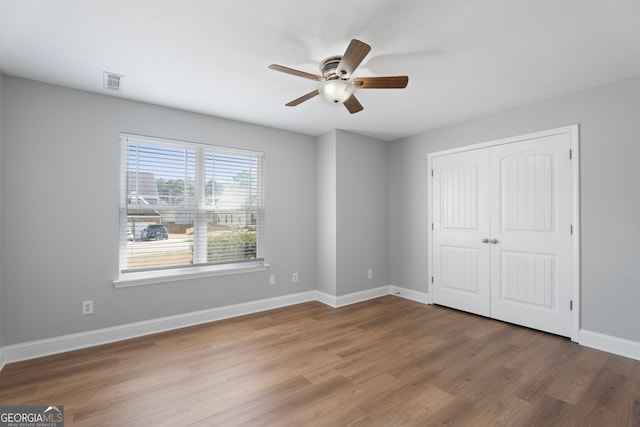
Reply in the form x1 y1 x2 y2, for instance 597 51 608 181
114 261 269 288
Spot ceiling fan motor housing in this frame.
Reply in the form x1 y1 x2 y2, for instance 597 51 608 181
320 56 347 80
318 55 354 103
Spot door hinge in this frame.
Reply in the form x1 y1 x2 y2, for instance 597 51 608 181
432 223 434 230
431 169 434 177
569 149 572 160
570 300 573 311
431 276 434 284
570 225 573 235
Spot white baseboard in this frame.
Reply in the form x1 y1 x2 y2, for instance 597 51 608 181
389 285 431 304
314 290 338 308
578 329 640 361
0 286 399 367
0 347 5 372
1 290 316 365
5 288 636 371
335 286 391 307
316 286 393 308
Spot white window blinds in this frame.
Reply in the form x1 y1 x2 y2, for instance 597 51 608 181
119 134 265 275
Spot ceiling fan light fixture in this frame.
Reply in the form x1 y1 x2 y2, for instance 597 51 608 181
318 79 354 104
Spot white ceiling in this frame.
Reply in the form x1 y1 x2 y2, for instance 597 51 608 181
1 0 640 141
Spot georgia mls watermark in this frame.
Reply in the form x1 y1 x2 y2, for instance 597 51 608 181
0 406 64 427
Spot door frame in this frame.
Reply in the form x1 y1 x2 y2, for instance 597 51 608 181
427 125 580 342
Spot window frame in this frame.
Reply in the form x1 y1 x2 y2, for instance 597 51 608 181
115 133 266 287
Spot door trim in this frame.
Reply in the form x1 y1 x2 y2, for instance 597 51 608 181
427 125 580 341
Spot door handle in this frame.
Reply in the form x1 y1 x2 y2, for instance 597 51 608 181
482 238 498 244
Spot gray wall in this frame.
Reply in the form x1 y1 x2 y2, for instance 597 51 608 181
316 130 390 297
1 76 317 345
4 71 639 348
389 75 640 342
0 72 4 349
336 130 389 295
316 130 337 296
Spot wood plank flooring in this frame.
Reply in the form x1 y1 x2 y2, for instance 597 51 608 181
1 296 639 426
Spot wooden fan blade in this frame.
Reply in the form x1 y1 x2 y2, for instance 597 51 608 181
353 76 409 89
285 90 320 106
269 64 323 81
343 94 364 114
337 39 371 77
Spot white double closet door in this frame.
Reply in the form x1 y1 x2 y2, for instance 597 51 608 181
432 131 575 337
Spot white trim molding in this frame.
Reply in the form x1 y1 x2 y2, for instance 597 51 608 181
579 329 640 361
0 347 6 372
389 285 431 304
0 286 416 367
2 289 639 371
335 286 391 307
2 291 316 365
316 286 392 308
315 291 338 308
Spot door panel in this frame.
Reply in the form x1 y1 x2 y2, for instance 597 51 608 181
501 152 554 232
500 250 556 309
489 134 572 336
440 245 480 294
432 150 490 316
440 163 480 230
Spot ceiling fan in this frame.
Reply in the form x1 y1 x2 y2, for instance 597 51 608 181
269 39 409 114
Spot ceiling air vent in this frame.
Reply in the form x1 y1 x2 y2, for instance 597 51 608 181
103 71 123 91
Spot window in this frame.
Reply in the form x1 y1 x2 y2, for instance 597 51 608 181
118 134 265 284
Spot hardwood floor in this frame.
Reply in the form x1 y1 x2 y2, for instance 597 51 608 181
1 296 639 426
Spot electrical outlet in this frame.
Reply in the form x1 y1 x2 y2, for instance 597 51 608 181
269 275 276 285
292 272 299 283
82 300 94 315
368 269 373 279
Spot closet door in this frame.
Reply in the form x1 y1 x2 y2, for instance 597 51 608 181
432 149 491 316
489 134 573 336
